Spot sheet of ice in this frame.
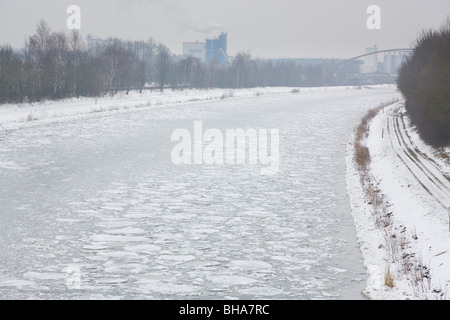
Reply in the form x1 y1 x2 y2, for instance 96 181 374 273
0 85 400 299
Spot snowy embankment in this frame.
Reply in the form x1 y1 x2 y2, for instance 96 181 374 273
0 86 389 131
347 101 450 300
0 88 272 130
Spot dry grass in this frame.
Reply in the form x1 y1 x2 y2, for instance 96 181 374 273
355 144 371 171
353 100 397 171
385 265 395 288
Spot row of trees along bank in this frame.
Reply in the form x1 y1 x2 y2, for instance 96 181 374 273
0 20 361 105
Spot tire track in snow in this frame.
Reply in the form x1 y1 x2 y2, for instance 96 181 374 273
386 104 450 210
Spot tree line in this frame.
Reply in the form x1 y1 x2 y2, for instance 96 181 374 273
0 20 361 105
397 19 450 147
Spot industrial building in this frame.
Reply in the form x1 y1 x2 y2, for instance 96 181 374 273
182 32 228 66
360 45 407 75
86 34 103 50
206 32 228 65
182 41 206 63
380 54 406 74
361 45 379 73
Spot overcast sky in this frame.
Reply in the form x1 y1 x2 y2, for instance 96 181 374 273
0 0 448 58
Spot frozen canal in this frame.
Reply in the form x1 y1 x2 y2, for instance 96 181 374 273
0 88 399 299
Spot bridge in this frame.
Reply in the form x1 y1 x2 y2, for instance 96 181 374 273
326 48 414 85
331 48 413 69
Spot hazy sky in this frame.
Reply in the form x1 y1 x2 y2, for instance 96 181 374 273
0 0 448 58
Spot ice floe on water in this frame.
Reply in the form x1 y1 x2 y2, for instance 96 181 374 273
0 86 401 299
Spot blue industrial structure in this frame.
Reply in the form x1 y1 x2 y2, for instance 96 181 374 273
205 32 228 65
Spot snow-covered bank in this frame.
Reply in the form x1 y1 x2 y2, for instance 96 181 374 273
0 85 396 131
347 102 450 300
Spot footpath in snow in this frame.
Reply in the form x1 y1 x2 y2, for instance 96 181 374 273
347 101 450 300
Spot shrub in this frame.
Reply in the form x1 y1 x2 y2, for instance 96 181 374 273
355 144 371 170
397 19 450 147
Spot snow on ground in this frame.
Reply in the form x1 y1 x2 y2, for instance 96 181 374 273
0 85 395 131
347 101 450 300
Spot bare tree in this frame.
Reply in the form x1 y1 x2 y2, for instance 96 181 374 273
100 39 122 94
154 43 171 92
120 41 141 94
132 39 155 91
24 20 51 101
232 52 252 88
67 30 84 97
0 45 23 103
